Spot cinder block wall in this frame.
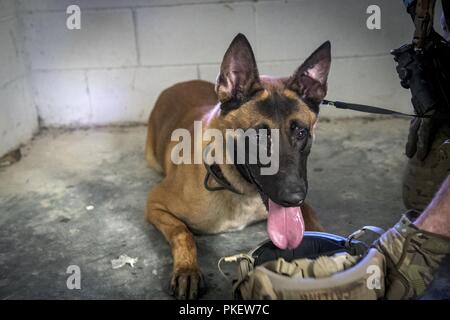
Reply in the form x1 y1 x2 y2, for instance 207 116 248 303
0 0 38 157
14 0 418 128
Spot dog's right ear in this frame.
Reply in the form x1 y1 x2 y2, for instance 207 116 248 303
287 41 331 106
216 34 262 111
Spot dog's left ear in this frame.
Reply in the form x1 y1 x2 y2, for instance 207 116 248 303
216 34 262 111
288 41 331 105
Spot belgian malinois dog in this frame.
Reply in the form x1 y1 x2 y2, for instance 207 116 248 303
145 34 331 299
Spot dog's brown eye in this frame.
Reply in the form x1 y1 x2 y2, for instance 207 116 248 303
291 122 308 139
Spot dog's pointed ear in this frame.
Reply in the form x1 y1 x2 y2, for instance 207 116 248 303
288 41 331 105
215 34 262 110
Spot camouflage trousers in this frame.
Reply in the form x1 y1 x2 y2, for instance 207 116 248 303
233 212 450 300
403 127 450 211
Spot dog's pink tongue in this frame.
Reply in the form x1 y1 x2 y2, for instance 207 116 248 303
267 199 305 250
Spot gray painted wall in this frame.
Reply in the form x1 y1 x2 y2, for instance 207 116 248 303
21 0 416 126
0 0 38 157
2 0 443 156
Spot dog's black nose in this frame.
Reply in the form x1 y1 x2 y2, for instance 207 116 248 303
277 190 305 207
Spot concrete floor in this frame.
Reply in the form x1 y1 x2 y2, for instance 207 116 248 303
0 117 448 300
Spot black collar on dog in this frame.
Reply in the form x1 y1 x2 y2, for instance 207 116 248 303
202 142 243 195
204 162 243 195
203 143 255 195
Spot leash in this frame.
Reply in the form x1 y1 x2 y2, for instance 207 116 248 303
321 99 433 118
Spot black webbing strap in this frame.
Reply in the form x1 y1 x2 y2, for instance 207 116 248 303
204 162 243 195
203 143 244 195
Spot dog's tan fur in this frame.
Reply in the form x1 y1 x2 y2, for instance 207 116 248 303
145 79 323 299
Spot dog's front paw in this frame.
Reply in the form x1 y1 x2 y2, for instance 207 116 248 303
170 267 205 300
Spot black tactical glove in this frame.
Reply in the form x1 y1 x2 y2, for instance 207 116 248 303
391 44 437 160
391 39 450 161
